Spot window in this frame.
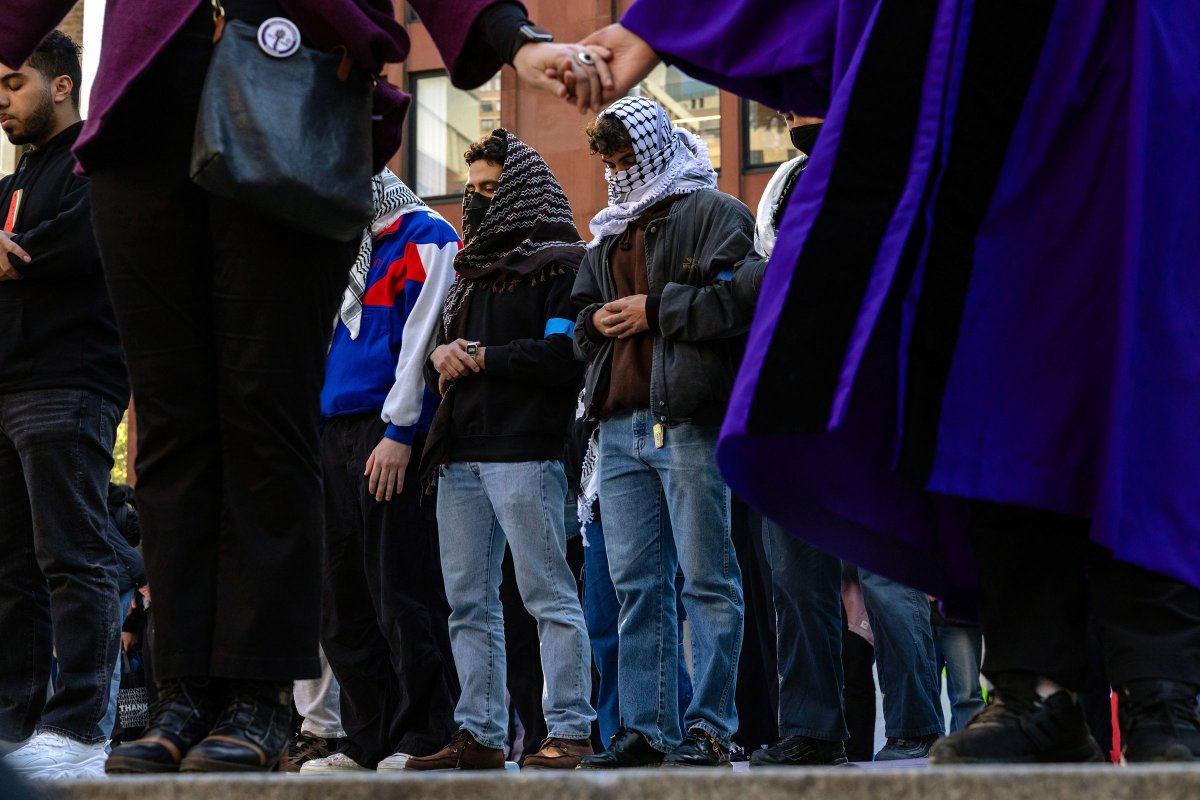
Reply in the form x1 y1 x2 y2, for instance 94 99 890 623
743 100 799 169
410 72 502 200
635 64 721 170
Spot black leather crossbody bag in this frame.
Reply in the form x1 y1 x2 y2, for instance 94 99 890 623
190 0 374 241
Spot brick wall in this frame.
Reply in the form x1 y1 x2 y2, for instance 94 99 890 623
59 2 86 44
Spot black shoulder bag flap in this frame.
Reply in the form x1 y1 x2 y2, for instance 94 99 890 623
190 2 374 242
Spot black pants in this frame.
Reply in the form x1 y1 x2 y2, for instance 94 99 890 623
0 390 122 743
88 2 352 681
319 416 458 765
971 502 1200 690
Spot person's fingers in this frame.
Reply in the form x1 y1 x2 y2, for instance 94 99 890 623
583 60 602 113
364 452 376 477
587 47 615 93
454 350 480 372
384 469 398 502
367 463 380 496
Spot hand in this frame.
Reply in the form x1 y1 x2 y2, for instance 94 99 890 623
431 339 482 381
121 631 137 653
0 232 28 281
438 373 451 397
577 24 660 103
514 42 613 114
600 295 649 339
364 437 411 502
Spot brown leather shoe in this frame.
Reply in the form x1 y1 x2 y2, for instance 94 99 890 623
520 737 593 770
404 729 503 771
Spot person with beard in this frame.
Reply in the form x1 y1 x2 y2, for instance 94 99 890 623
0 31 129 780
572 97 755 769
407 130 595 771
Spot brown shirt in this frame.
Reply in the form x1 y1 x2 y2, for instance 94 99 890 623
596 196 681 419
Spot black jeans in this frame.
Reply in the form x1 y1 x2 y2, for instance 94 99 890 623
88 7 354 678
0 389 122 744
971 502 1200 690
319 417 458 764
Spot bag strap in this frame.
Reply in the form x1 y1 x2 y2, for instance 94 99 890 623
211 0 226 44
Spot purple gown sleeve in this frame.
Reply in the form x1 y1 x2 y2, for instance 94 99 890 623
622 0 864 117
0 0 78 67
411 0 528 89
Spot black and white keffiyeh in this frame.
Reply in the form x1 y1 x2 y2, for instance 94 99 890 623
440 129 584 340
587 96 718 246
339 169 428 339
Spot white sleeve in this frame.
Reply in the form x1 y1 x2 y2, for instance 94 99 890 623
381 235 460 429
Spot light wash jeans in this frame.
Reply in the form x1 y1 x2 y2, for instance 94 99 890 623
437 460 594 749
293 647 344 739
598 411 744 750
933 623 984 732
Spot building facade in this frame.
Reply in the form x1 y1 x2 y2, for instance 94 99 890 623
389 0 798 236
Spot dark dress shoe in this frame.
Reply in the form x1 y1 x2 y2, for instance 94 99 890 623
179 682 292 772
929 672 1104 764
577 728 665 769
105 678 221 774
751 735 849 766
663 728 730 767
1120 679 1200 762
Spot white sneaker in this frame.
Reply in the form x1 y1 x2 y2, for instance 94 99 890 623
376 751 412 771
299 752 371 773
2 732 108 780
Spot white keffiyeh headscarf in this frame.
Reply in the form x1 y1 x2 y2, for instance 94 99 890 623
587 96 718 247
339 169 428 339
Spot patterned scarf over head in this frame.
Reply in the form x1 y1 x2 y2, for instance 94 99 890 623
440 129 584 340
587 96 718 246
340 169 428 338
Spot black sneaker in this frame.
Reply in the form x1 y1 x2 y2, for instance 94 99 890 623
751 735 849 766
577 728 665 769
284 731 341 772
663 728 730 768
105 677 222 774
1119 679 1200 762
928 673 1105 764
179 682 293 772
874 733 938 761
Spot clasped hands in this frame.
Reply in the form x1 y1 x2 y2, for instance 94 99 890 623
511 24 660 114
593 294 649 339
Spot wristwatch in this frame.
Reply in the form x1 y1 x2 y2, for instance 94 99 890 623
465 341 480 356
513 23 554 53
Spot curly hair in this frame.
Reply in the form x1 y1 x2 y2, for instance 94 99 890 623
585 114 633 157
28 30 82 110
464 133 508 167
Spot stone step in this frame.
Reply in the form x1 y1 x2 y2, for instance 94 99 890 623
28 765 1200 800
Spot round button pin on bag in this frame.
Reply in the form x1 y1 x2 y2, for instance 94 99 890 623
258 17 301 58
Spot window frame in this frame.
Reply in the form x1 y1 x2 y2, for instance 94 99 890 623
406 69 494 205
741 98 799 173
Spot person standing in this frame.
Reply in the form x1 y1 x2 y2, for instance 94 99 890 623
573 97 754 769
0 31 128 780
406 130 595 771
300 170 461 774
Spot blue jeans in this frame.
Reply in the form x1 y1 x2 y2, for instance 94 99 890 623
859 570 944 739
598 412 744 750
0 389 122 745
101 589 136 743
933 623 984 732
582 517 693 743
761 518 848 741
436 460 595 748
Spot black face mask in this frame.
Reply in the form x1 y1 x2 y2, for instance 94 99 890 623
463 191 491 242
789 123 822 157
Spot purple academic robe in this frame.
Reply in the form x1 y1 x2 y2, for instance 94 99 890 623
624 0 1200 602
0 0 516 172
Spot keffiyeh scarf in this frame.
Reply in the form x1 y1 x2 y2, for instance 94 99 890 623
440 129 585 341
339 169 428 339
587 96 718 246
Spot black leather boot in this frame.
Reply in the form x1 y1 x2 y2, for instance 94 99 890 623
179 682 293 772
577 728 666 769
1120 679 1200 762
105 677 222 774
